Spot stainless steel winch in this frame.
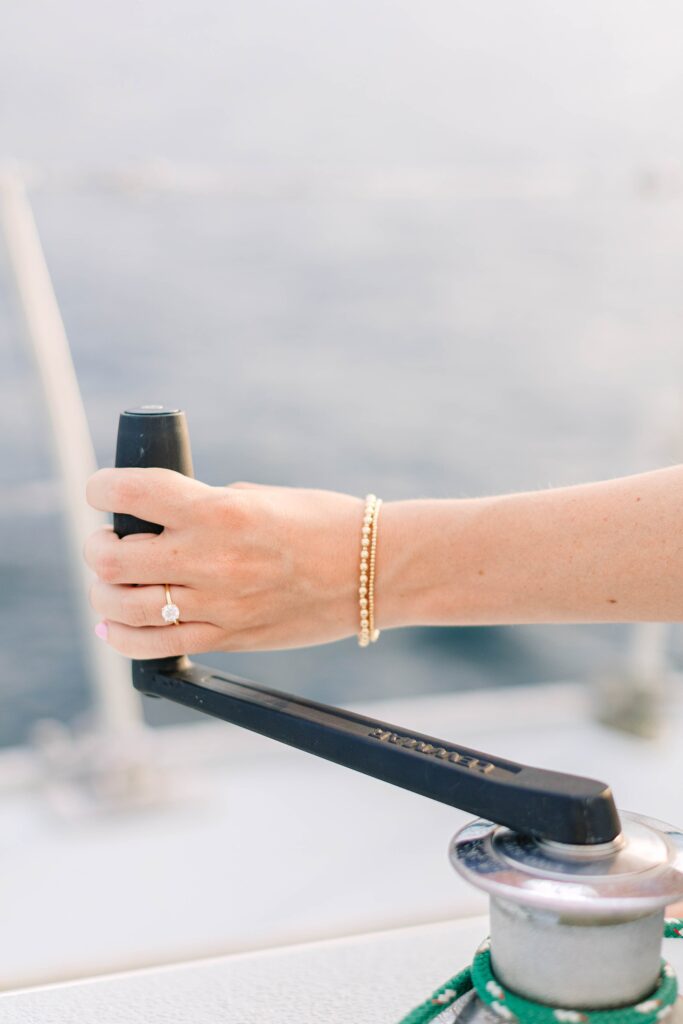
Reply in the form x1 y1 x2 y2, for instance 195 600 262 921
448 812 683 1018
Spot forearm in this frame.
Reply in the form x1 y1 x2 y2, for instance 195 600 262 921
376 464 683 628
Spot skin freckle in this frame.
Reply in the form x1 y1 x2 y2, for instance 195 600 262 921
478 570 485 576
607 598 618 604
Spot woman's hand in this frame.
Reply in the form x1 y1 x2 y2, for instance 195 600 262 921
83 467 368 657
84 462 683 656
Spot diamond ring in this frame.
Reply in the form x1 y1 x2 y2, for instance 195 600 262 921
161 583 180 625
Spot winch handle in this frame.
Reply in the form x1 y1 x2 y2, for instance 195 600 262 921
113 406 622 846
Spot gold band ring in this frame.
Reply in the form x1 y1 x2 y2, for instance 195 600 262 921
161 583 181 625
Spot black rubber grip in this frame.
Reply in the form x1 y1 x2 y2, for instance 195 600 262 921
113 405 194 675
113 406 194 538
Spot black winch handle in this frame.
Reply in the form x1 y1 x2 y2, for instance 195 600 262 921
113 406 621 846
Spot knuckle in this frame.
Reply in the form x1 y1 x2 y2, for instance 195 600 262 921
96 552 121 584
212 550 248 589
223 593 258 631
109 475 143 510
223 547 246 576
220 595 245 627
121 589 148 627
156 627 184 658
181 490 203 524
108 628 164 660
215 491 250 528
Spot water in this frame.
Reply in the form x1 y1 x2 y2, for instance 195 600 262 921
2 0 683 746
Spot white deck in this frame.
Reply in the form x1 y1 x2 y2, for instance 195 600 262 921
4 914 683 1024
2 681 683 992
1 916 487 1023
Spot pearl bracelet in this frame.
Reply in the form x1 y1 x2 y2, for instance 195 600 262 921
358 493 382 647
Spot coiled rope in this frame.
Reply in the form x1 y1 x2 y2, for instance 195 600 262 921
398 919 683 1024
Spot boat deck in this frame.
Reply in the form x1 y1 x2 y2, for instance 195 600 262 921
2 680 683 992
4 913 683 1024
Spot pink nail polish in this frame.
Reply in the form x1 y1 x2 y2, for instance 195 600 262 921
95 621 108 640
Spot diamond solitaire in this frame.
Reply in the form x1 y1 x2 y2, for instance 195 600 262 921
161 583 180 624
161 602 180 624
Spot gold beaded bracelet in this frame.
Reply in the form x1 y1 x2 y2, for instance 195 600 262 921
358 493 382 647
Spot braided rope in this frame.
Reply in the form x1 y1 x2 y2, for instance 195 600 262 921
397 919 683 1024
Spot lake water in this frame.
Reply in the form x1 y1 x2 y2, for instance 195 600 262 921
2 1 683 746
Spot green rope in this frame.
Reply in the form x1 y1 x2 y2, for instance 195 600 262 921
398 965 473 1024
397 919 683 1024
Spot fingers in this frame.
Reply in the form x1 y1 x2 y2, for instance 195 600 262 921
99 619 226 660
89 579 211 628
83 525 187 584
86 467 210 528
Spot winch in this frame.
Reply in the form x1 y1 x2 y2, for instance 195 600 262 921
445 813 683 1020
112 406 683 1021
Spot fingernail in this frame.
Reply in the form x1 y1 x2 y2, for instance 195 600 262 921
95 621 109 640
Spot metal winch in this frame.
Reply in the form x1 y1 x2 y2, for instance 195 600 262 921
449 814 683 1019
112 406 683 1019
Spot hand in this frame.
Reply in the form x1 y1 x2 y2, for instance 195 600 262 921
83 467 367 658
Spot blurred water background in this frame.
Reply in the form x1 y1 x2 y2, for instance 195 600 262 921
2 0 683 747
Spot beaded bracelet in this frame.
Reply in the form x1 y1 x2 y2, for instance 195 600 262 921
358 493 382 647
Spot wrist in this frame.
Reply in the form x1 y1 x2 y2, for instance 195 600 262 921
372 499 445 630
373 497 489 630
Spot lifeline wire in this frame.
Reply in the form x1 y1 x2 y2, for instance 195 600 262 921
398 919 683 1024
